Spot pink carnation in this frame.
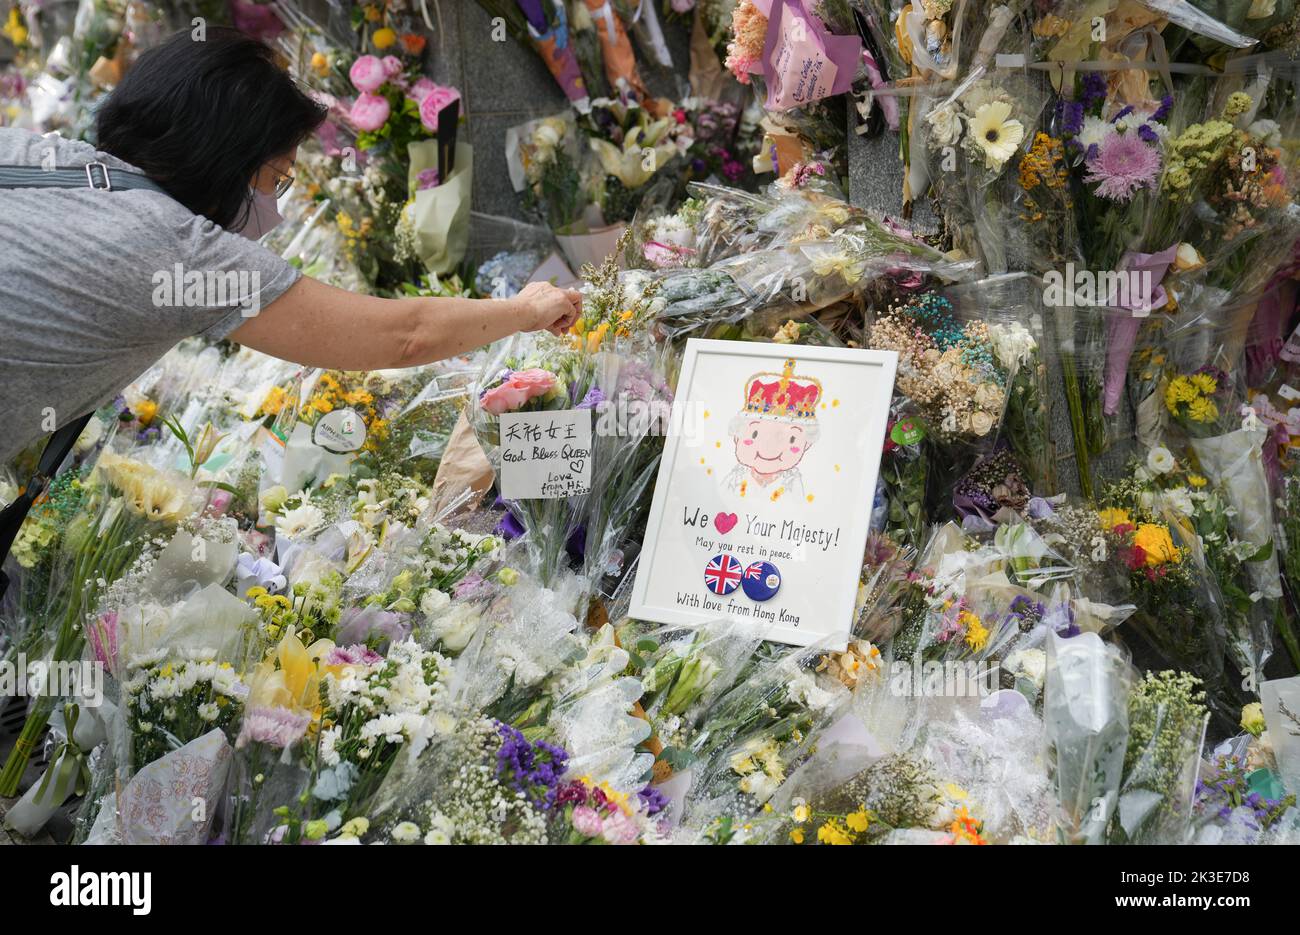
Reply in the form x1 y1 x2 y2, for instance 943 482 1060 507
418 84 461 133
406 78 437 105
349 55 387 93
349 92 391 132
571 805 604 837
1084 132 1161 202
237 706 312 750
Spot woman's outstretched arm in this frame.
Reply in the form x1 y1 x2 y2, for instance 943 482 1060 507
229 276 581 370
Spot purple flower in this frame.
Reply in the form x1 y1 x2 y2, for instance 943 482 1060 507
637 785 668 816
416 167 440 190
1137 123 1159 144
1056 99 1084 137
1080 72 1108 112
452 572 488 600
494 721 569 809
577 386 606 410
1084 132 1161 202
324 644 384 667
1151 95 1173 122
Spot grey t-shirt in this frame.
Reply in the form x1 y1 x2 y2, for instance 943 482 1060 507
0 127 302 464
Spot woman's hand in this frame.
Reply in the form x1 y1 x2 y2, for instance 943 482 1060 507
513 281 582 336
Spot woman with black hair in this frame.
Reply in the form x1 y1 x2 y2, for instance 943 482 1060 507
0 27 580 463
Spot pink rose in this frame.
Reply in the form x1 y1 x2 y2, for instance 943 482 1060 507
349 92 391 132
406 78 436 105
381 55 404 78
508 368 557 397
571 806 604 837
349 55 386 93
480 383 531 416
418 84 462 133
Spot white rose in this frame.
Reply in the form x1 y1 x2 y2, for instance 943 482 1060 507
425 603 480 653
419 588 451 617
925 103 963 147
969 410 995 436
1146 445 1175 475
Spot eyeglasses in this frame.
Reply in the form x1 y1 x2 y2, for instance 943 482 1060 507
272 170 295 198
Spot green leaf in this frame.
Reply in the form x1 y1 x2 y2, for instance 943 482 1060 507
1247 540 1274 563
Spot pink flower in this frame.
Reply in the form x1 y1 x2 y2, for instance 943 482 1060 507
571 805 604 837
87 611 118 669
509 368 558 395
643 241 692 268
236 706 312 749
406 78 437 105
1084 133 1161 202
349 55 387 93
480 383 532 415
418 84 461 133
325 644 384 667
416 167 440 190
600 810 639 844
381 55 404 78
349 92 391 132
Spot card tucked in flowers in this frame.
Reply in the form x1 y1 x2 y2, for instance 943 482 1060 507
630 340 897 647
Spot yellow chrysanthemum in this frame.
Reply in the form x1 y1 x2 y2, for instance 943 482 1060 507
845 809 871 833
1133 523 1182 566
1190 373 1218 395
816 820 854 845
1188 396 1218 423
959 610 989 652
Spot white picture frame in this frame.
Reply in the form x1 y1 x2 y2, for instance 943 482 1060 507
629 339 898 647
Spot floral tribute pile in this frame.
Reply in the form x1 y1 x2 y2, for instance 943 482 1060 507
3 1 1300 846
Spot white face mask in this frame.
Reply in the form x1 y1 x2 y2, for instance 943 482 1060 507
235 189 284 241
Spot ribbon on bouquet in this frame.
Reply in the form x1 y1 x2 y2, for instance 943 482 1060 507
1102 244 1179 416
32 704 93 806
516 0 590 108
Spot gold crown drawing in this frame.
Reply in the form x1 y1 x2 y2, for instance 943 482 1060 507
742 359 822 420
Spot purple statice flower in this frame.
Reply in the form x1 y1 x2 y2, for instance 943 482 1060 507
1084 132 1161 202
1137 123 1159 144
1151 95 1173 122
494 721 569 810
1080 71 1108 112
494 508 525 540
237 705 312 749
1056 99 1084 137
577 386 606 410
1110 104 1134 123
637 785 668 816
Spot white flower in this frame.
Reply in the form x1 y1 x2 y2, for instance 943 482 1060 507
426 603 481 653
989 322 1036 370
197 702 219 722
1248 118 1281 146
1162 486 1195 517
925 102 963 147
1146 446 1175 475
419 588 451 617
1005 648 1047 690
1076 116 1111 151
391 821 421 844
423 829 450 845
969 101 1024 169
74 417 104 455
1248 0 1276 19
276 500 325 539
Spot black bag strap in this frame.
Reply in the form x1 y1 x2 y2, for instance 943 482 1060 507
0 159 166 597
0 161 170 195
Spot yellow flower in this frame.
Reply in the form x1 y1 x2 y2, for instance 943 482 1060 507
3 7 28 46
1188 474 1207 488
310 52 330 77
1190 373 1218 395
1188 396 1218 423
845 809 871 833
1098 507 1132 530
969 101 1026 170
792 803 810 823
1133 523 1182 566
959 610 989 652
363 5 381 22
134 399 159 426
790 828 805 844
372 27 397 50
816 819 854 845
1240 702 1266 737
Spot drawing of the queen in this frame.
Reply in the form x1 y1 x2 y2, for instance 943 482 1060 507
722 358 822 501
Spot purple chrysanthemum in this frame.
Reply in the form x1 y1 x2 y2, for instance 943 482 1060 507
237 706 312 749
1084 132 1161 202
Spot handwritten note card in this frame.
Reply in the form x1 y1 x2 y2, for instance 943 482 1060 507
499 409 593 500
